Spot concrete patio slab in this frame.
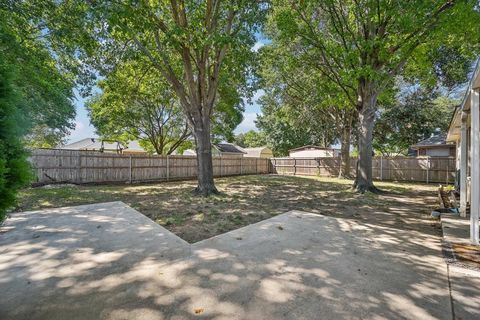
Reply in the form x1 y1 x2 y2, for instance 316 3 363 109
441 214 480 319
1 203 453 319
0 202 190 320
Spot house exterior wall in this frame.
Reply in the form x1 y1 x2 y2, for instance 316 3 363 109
417 146 455 157
260 150 274 158
221 153 244 158
243 148 273 158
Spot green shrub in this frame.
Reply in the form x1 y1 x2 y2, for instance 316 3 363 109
0 63 31 221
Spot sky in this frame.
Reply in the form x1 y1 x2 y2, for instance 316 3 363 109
66 39 267 143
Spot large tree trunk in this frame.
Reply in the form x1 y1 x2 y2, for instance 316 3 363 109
338 114 352 179
353 81 380 193
193 120 218 196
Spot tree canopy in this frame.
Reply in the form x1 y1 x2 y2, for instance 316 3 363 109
47 0 265 195
374 84 459 156
87 61 191 155
268 0 480 192
257 20 356 172
1 2 76 148
0 2 78 218
234 130 267 149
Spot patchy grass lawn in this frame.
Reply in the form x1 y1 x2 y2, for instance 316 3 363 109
17 174 441 243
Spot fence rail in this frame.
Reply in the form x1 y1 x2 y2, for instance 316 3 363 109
30 149 270 185
30 149 457 185
270 156 456 184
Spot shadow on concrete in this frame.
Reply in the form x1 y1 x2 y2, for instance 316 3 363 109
1 201 452 319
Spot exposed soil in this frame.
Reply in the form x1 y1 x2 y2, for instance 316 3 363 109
18 175 441 243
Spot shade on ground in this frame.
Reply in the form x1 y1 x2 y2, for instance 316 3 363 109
0 202 451 319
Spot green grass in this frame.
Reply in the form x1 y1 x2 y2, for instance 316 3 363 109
17 175 440 243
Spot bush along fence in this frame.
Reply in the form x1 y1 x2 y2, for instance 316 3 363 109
270 156 457 184
29 149 270 185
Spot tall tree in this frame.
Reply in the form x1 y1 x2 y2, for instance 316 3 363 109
1 2 76 149
51 1 264 195
0 63 32 220
87 61 191 155
235 130 267 148
271 0 480 192
256 95 338 157
87 59 244 155
0 2 76 218
374 84 458 156
258 36 356 175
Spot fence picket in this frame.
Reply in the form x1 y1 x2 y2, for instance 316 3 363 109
29 149 456 185
29 149 270 185
269 156 455 184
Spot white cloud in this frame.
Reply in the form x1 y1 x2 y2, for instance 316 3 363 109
251 41 265 52
235 112 260 134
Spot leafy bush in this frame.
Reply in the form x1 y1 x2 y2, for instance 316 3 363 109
0 63 31 221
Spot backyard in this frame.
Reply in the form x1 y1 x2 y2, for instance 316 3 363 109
17 175 441 243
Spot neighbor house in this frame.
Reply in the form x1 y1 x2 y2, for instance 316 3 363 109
183 143 246 157
61 138 147 154
410 133 456 157
289 145 340 158
241 147 273 158
446 59 480 245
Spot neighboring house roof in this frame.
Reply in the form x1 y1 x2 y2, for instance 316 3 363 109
289 145 337 152
181 143 245 156
61 138 146 153
241 147 272 157
61 138 98 150
215 143 246 154
124 140 147 152
182 149 196 156
411 133 454 149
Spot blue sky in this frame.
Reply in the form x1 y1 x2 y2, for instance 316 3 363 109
66 40 267 143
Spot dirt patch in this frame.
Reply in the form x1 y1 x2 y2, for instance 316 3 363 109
18 175 440 243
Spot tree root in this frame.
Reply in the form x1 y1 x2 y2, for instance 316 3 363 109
192 185 220 197
352 180 385 194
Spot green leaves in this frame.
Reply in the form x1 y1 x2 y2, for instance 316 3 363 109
86 60 190 155
1 2 76 148
0 63 32 220
373 84 458 156
235 131 267 148
273 9 298 39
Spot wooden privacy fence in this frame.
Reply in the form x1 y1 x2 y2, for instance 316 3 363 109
270 156 457 184
30 149 270 185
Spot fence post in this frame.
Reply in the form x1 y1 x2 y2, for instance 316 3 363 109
426 157 430 184
240 157 243 175
255 158 258 174
166 155 170 181
294 158 297 175
446 159 449 184
77 152 82 183
380 156 383 180
129 155 132 183
220 156 223 176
